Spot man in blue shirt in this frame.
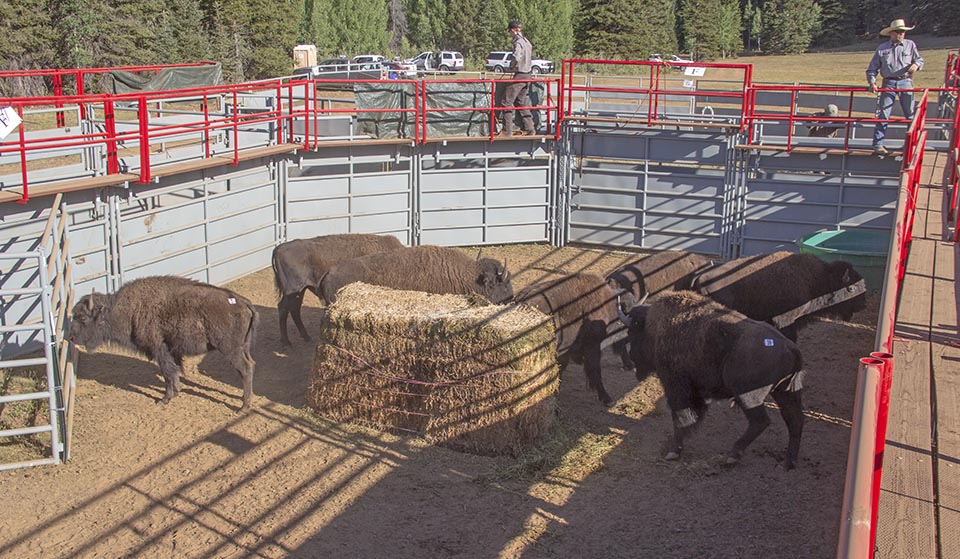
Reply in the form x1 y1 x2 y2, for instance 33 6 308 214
866 18 924 154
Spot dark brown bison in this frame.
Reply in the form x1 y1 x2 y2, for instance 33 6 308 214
320 245 514 304
68 276 258 411
621 291 805 469
516 273 621 407
605 250 714 369
691 251 867 341
272 233 403 345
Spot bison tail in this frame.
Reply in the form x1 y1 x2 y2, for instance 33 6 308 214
245 305 260 352
271 247 285 301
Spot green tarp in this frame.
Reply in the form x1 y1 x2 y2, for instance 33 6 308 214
104 63 223 94
354 80 546 139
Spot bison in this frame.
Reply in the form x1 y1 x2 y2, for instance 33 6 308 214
515 273 622 407
272 233 404 345
68 276 258 411
605 250 714 370
691 251 867 341
320 245 514 305
621 291 805 469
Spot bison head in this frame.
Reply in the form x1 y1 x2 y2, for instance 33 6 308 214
826 260 868 320
476 257 513 304
67 293 112 350
621 304 656 382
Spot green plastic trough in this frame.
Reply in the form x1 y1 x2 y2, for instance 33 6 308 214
798 229 890 292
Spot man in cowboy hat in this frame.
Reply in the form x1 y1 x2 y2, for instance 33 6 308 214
497 19 537 137
866 18 924 154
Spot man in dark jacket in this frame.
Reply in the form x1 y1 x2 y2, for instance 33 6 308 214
498 20 537 137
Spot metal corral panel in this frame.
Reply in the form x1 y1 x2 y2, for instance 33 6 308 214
740 151 899 255
569 160 726 255
117 163 278 285
286 147 413 244
419 144 552 246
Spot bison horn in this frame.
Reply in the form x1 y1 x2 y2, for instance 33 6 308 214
86 295 94 311
476 249 483 262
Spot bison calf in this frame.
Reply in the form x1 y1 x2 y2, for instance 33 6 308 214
320 245 514 304
691 251 867 341
272 233 403 345
622 291 805 469
516 273 621 407
68 276 258 411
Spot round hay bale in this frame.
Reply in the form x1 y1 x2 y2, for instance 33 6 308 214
309 282 560 456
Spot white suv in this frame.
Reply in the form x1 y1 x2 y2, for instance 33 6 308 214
485 51 554 74
407 51 464 73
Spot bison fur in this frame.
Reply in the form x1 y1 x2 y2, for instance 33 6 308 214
68 276 259 411
516 273 621 407
272 233 403 345
605 250 714 370
691 251 866 341
623 291 805 469
320 245 514 305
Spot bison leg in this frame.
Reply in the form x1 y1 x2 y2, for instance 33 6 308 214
156 344 182 405
612 338 634 371
583 343 613 407
225 348 255 412
728 405 771 465
278 291 310 346
771 388 804 469
288 291 312 342
666 399 708 460
778 323 799 343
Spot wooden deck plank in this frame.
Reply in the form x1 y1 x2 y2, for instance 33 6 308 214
932 210 960 559
877 183 937 559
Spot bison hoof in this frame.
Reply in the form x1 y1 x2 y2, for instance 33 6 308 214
664 451 681 461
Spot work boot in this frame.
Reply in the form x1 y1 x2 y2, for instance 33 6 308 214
520 116 536 136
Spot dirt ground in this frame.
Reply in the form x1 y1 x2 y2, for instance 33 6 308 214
0 244 878 558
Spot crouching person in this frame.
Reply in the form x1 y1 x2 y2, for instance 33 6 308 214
620 291 805 469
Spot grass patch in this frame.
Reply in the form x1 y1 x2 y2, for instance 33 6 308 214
477 414 622 484
0 366 52 464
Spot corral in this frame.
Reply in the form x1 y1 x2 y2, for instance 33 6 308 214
0 54 958 558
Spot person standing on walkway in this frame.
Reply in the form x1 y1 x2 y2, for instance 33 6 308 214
499 20 537 137
866 18 924 154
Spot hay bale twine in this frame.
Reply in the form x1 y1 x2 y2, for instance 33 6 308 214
309 282 559 456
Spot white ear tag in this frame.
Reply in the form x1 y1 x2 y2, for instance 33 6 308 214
764 338 774 347
228 298 237 305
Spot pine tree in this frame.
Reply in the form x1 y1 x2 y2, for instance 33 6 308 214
575 0 676 60
814 0 853 47
445 0 506 63
404 0 447 52
761 0 821 55
388 0 409 53
0 0 57 95
330 0 391 57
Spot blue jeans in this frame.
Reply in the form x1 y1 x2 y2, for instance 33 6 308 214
873 78 914 148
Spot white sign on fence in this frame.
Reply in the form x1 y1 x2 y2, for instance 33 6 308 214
684 67 706 77
0 106 22 139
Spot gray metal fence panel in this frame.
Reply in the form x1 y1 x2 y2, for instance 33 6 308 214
286 146 414 244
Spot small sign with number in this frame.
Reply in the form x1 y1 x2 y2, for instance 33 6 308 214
684 67 706 77
0 106 22 139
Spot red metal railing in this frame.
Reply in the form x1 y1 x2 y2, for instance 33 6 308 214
943 51 960 234
559 58 753 130
0 62 219 126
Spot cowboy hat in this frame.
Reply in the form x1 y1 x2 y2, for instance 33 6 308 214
880 19 914 36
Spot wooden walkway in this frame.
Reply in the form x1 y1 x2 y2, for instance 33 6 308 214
876 150 960 559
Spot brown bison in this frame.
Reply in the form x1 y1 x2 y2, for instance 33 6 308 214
516 273 621 407
691 251 867 341
272 233 403 345
605 250 714 369
68 276 258 411
320 245 514 304
621 291 805 469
